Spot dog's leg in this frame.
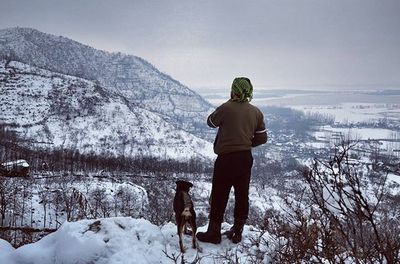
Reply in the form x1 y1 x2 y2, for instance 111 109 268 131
177 221 184 253
191 219 197 249
178 221 186 253
179 233 185 253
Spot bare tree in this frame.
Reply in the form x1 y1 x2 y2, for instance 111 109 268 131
91 187 109 218
0 178 14 226
38 186 50 229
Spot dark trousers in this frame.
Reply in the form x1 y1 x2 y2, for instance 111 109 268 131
209 150 253 224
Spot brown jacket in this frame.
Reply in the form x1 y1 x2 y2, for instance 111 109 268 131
207 100 267 155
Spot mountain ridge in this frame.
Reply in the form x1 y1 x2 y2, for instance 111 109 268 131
0 27 214 137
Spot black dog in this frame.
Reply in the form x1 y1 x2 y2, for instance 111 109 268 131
173 180 197 253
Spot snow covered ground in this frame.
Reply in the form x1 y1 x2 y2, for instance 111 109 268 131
292 102 400 124
307 125 400 157
313 126 397 141
388 173 400 186
0 217 271 264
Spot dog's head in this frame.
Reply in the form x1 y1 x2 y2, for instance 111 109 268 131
175 180 193 192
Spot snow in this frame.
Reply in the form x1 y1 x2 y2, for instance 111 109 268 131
0 60 215 161
387 173 400 185
0 27 214 137
0 217 271 264
1 159 29 168
314 126 397 141
292 103 400 123
23 178 149 230
0 239 14 256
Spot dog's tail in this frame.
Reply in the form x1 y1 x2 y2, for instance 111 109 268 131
181 192 193 220
181 207 192 220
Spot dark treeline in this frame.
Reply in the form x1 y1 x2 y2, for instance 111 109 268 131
261 105 335 135
0 124 212 175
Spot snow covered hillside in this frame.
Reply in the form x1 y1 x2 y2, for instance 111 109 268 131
0 27 214 136
0 217 271 264
0 60 213 160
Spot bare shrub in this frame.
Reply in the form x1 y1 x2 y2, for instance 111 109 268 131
265 141 400 263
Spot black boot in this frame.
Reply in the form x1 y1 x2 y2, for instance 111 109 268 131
224 219 245 243
196 221 221 244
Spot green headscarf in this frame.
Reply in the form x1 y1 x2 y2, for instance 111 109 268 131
231 77 253 102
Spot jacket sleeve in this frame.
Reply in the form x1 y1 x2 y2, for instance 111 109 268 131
252 111 267 147
207 107 223 128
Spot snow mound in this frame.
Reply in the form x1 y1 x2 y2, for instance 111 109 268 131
0 239 14 254
0 218 272 264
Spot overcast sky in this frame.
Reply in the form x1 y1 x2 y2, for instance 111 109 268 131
1 0 399 90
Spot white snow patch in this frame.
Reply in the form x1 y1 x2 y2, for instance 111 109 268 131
0 238 15 255
387 173 400 185
0 218 272 264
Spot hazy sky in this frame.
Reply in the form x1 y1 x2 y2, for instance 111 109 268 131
1 0 399 90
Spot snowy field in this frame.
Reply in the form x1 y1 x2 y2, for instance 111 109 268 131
292 103 400 124
314 126 397 141
309 125 400 153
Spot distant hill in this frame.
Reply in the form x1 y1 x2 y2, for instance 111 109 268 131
0 27 214 136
